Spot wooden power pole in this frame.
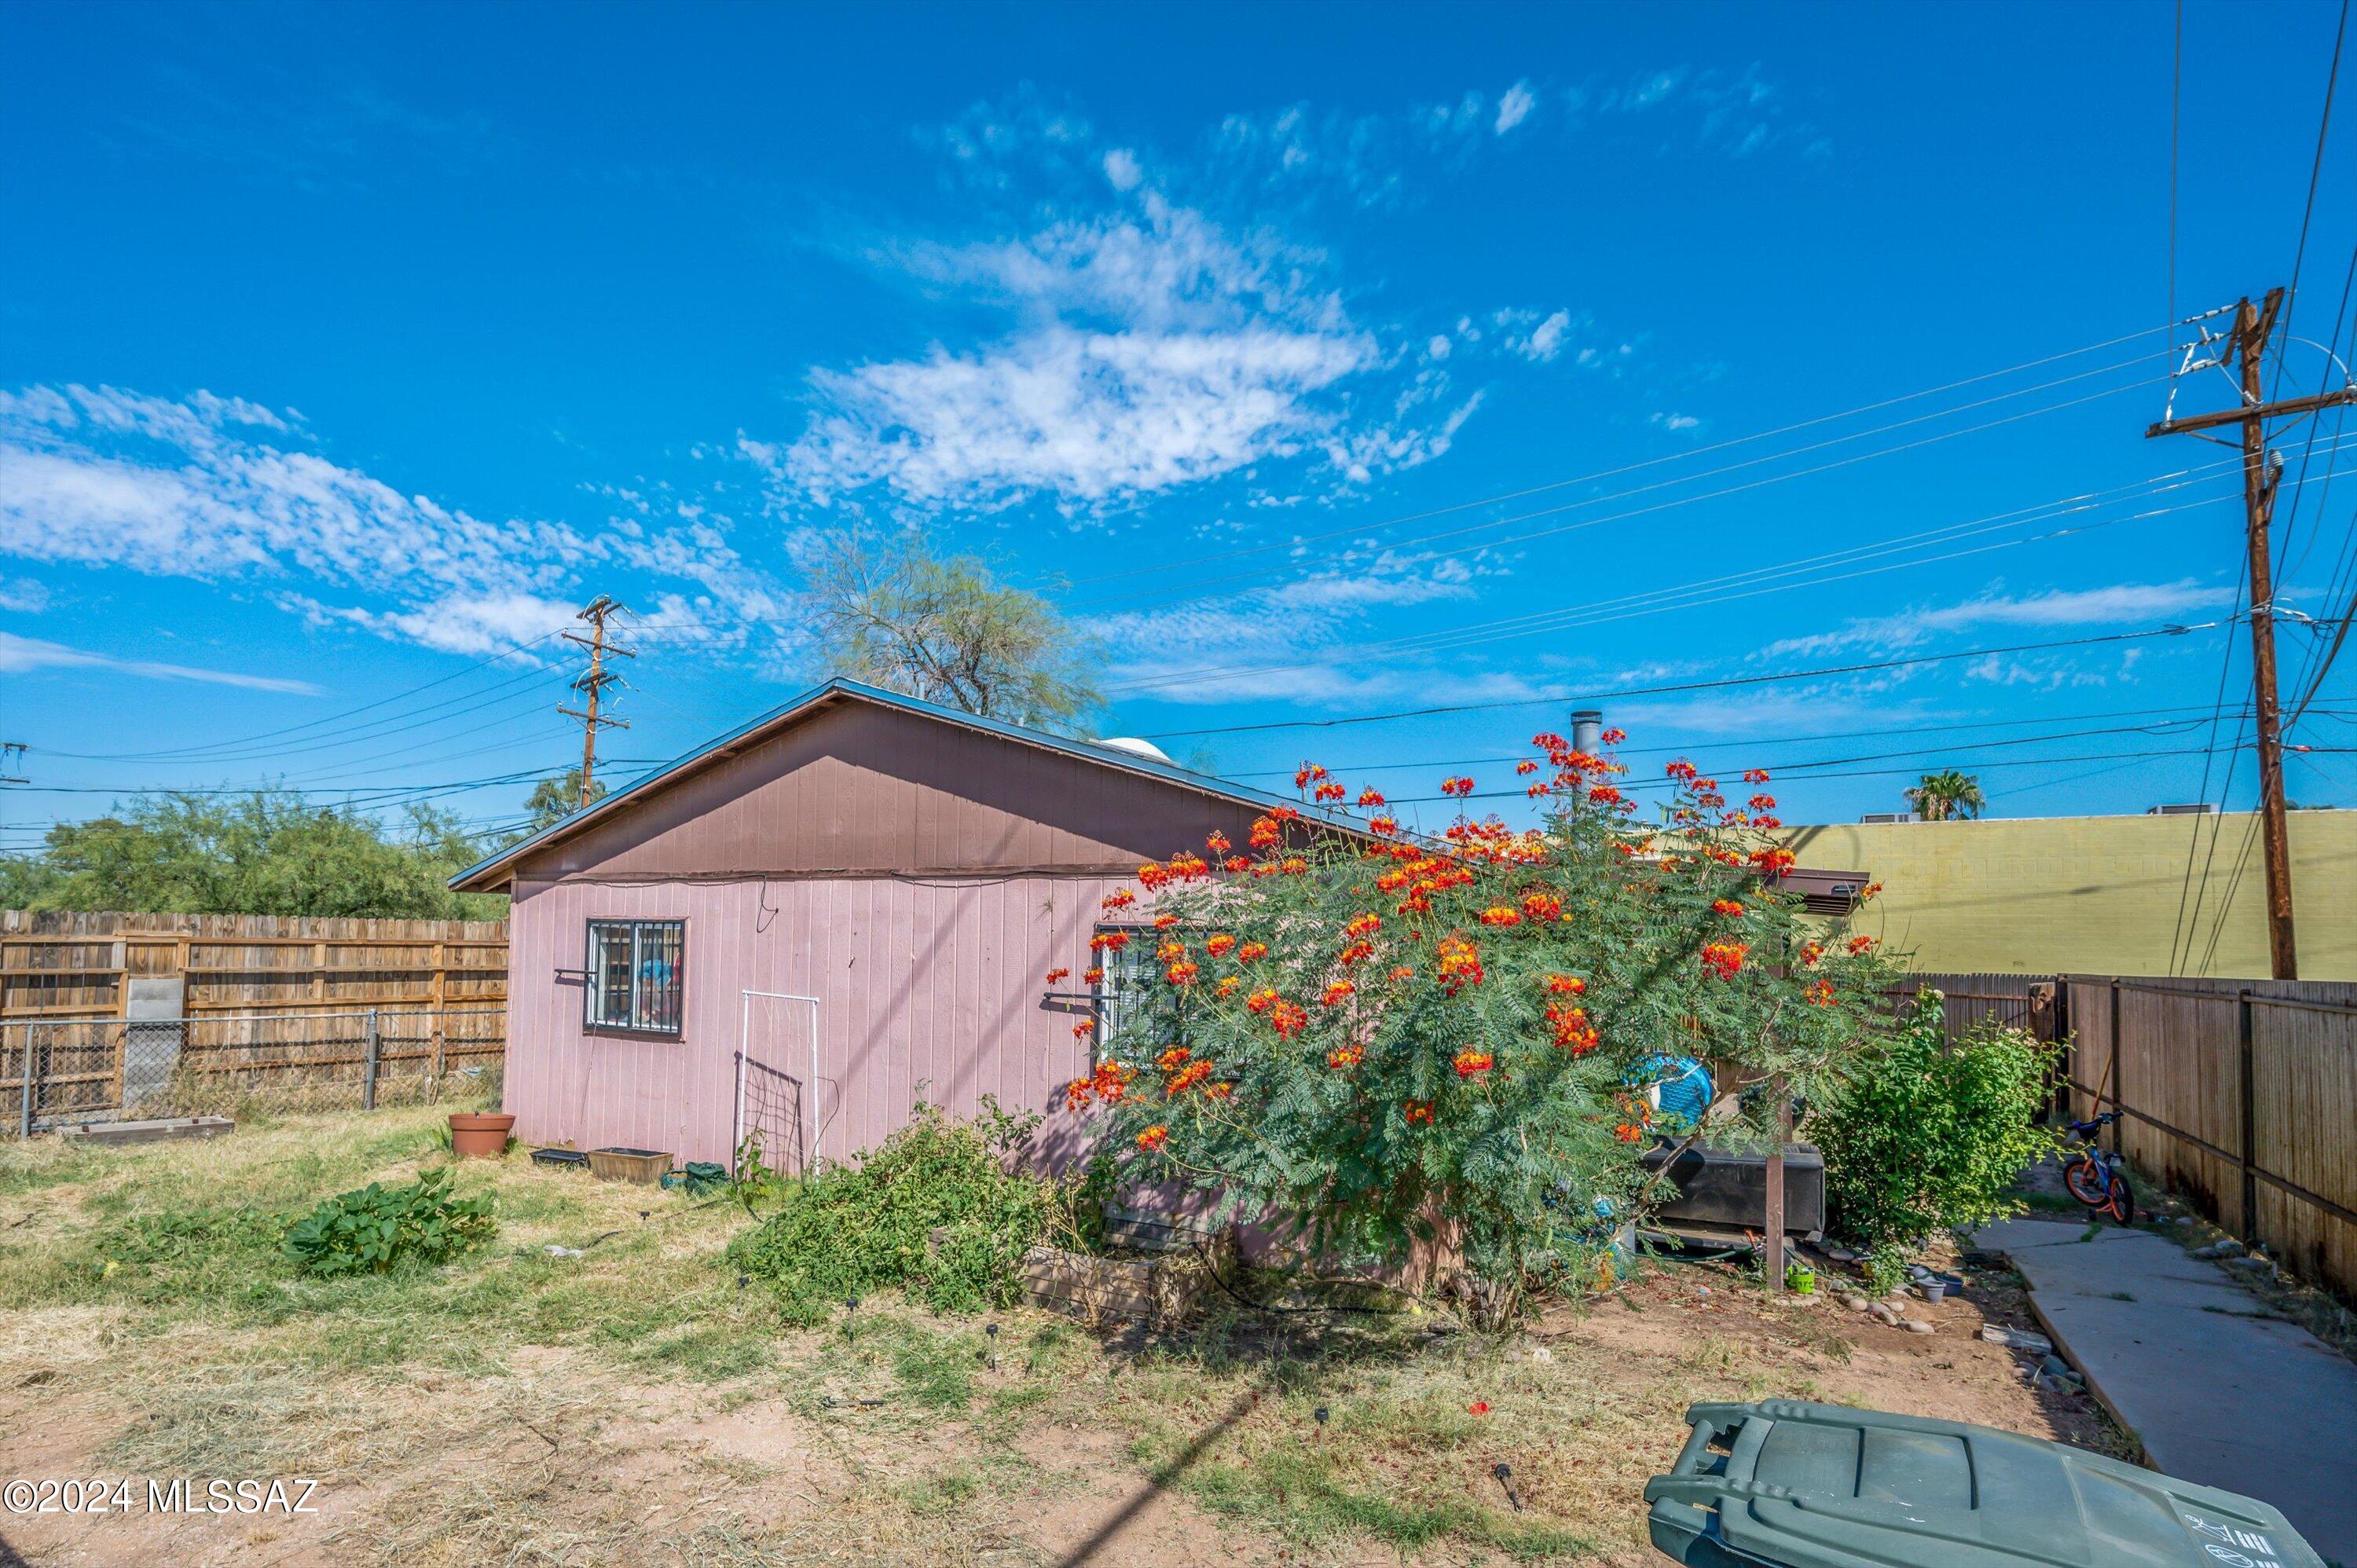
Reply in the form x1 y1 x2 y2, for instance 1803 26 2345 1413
2148 290 2357 980
558 596 632 807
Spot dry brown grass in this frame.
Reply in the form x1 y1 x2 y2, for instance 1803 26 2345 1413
0 1111 2122 1566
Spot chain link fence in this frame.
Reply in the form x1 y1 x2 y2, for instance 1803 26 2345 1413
4 1006 504 1136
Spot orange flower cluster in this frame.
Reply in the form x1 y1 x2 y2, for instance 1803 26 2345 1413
1083 966 1105 985
1805 980 1836 1008
1237 940 1269 962
1314 781 1346 802
1666 759 1699 782
1847 935 1877 954
1155 939 1186 963
1545 973 1586 995
1402 1100 1435 1125
1101 888 1136 912
1748 793 1776 811
1205 831 1230 856
1321 979 1355 1006
1215 975 1241 998
1205 933 1237 958
1388 965 1415 982
1453 1048 1494 1077
1749 847 1797 874
1245 986 1278 1013
1072 1022 1094 1040
1327 1043 1364 1069
1478 906 1522 927
1601 726 1627 745
1440 776 1476 797
1343 913 1380 938
1337 940 1374 965
1523 891 1562 921
1742 768 1771 785
1091 930 1130 953
1357 788 1387 807
1700 940 1750 980
1138 1125 1168 1151
1165 960 1200 986
1065 1059 1137 1109
1167 1059 1216 1093
1710 899 1745 917
1157 1046 1191 1072
1614 1122 1645 1144
1589 785 1626 807
1270 999 1309 1039
1153 912 1179 929
1436 936 1485 992
1547 1003 1599 1053
1516 760 1539 775
1800 940 1824 967
1295 764 1329 790
1369 815 1399 836
1044 967 1070 984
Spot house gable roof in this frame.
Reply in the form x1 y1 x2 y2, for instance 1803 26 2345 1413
449 678 1362 891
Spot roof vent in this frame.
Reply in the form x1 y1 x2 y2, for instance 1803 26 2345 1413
1094 736 1176 765
2148 803 2220 815
1860 812 1913 824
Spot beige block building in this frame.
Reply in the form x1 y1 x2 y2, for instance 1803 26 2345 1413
1777 810 2357 980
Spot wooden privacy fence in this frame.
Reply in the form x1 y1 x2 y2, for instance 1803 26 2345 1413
2058 973 2357 1306
0 910 508 1133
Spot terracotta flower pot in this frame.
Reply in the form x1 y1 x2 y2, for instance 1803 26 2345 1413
448 1112 516 1159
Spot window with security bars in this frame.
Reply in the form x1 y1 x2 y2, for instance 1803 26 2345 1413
585 919 685 1035
1091 925 1161 1047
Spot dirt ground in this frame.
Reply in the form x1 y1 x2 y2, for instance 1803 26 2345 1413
0 1112 2128 1567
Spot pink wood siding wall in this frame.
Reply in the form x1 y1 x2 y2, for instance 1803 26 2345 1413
494 694 1310 1169
507 872 1127 1168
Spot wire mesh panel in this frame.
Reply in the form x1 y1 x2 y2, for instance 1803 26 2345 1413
1 1006 507 1134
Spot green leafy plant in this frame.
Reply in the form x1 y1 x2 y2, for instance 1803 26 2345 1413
727 1098 1085 1325
282 1166 496 1277
1077 736 1901 1326
1813 991 2059 1271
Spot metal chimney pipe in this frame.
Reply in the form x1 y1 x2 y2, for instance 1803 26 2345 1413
1571 709 1603 755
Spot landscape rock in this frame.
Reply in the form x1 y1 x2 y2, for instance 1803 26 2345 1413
1870 1304 1901 1326
2224 1255 2277 1280
1979 1324 2054 1354
2190 1240 2245 1260
1843 1295 1871 1313
1903 1320 1934 1335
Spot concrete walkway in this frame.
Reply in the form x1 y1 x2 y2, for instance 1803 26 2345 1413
1974 1216 2357 1565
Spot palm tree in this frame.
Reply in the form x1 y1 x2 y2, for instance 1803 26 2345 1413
1905 770 1986 822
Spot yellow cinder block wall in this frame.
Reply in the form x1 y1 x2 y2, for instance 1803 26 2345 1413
1776 811 2357 980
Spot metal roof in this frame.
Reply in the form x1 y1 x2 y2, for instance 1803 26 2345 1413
449 676 1367 891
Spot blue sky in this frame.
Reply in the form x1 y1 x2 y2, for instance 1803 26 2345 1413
5 0 2357 847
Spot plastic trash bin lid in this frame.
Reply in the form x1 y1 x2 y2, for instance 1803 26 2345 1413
1644 1400 2326 1568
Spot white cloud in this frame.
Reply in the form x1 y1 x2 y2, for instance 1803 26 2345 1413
0 384 788 658
1498 308 1574 362
0 628 321 694
1425 335 1452 361
1102 148 1143 190
1761 580 2232 660
0 576 49 613
1494 82 1536 135
1650 411 1701 431
761 190 1490 511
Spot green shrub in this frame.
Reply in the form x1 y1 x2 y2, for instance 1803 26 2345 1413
282 1166 496 1277
726 1099 1077 1325
1813 992 2059 1269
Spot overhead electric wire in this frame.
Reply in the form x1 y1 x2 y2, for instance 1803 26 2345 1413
1142 621 2225 741
1073 370 2177 617
1060 341 2181 597
45 628 569 763
1098 459 2289 698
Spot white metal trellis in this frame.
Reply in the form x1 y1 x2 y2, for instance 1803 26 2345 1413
735 989 823 1175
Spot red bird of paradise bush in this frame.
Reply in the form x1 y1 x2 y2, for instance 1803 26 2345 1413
1064 735 1901 1327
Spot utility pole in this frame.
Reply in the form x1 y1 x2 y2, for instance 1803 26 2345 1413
0 743 26 786
557 596 632 808
2148 290 2357 979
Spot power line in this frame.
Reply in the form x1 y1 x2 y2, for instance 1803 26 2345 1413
1058 340 2179 597
1142 621 2222 740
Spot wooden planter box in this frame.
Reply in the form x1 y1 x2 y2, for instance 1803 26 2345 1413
586 1146 673 1185
1019 1227 1237 1330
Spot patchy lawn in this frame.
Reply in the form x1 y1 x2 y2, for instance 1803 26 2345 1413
1 1109 2123 1566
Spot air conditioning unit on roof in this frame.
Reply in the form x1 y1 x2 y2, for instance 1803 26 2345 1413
1859 812 1912 824
2148 803 2220 815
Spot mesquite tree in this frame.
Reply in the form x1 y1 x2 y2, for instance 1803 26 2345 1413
1059 730 1901 1325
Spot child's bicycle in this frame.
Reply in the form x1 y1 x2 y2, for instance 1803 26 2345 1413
2061 1112 2135 1224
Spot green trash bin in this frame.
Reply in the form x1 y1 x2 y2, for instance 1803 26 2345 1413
1645 1399 2325 1568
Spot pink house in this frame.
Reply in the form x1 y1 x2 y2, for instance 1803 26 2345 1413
449 680 1347 1172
